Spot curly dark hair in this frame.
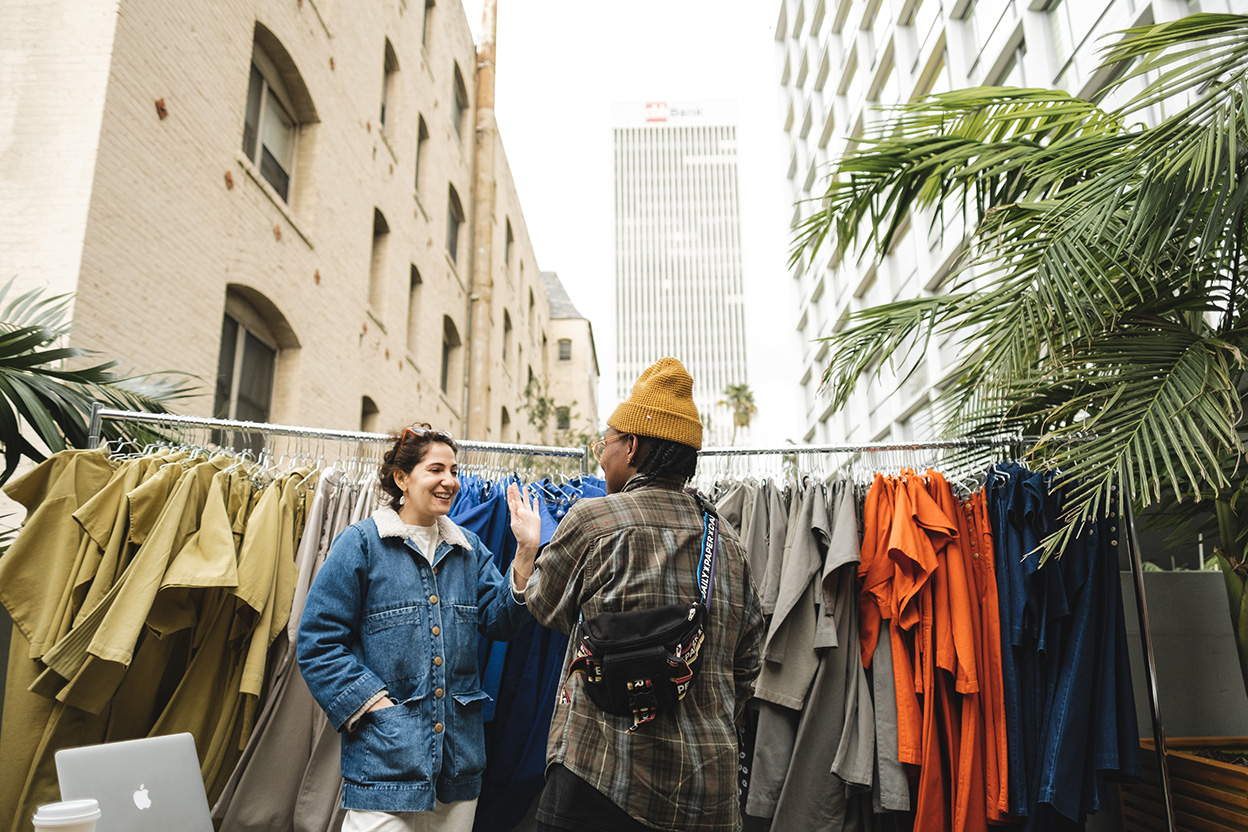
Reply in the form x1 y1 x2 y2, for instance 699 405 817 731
636 436 699 484
378 423 459 510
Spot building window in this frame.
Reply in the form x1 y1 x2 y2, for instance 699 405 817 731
528 289 536 338
380 39 399 132
407 265 423 356
414 115 429 194
500 406 511 442
441 315 461 394
214 313 276 425
369 208 390 310
241 26 317 206
452 63 468 143
243 64 295 201
447 185 464 263
361 396 380 432
504 218 514 265
423 0 435 47
1047 0 1100 73
212 286 299 451
993 42 1028 87
503 309 513 361
558 338 572 361
556 406 570 432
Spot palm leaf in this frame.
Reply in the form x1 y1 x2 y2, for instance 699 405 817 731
0 279 199 483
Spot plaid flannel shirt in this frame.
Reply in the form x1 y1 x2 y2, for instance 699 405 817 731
526 477 764 832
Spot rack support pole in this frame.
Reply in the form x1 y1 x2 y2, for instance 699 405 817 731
1121 470 1176 832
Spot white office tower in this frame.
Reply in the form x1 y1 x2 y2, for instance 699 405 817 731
775 0 1229 444
613 101 749 447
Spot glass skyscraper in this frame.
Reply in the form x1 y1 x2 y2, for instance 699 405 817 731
612 100 749 446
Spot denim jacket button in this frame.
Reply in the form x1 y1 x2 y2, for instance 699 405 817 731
434 722 444 733
432 626 441 636
432 566 438 575
434 656 443 667
435 688 444 698
430 594 439 604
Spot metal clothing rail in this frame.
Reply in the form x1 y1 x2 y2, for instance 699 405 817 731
698 435 1029 456
699 434 1175 832
86 404 590 473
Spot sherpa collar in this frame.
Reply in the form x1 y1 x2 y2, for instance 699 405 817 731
371 505 469 550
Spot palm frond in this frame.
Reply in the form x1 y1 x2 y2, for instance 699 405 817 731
0 279 199 482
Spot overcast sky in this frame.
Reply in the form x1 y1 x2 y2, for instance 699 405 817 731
463 0 804 445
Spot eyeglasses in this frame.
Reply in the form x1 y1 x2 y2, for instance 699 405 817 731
403 426 454 443
591 434 627 462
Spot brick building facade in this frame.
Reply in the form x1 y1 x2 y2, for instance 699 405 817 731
2 0 596 444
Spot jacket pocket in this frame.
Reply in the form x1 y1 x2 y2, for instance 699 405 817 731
361 606 432 699
344 701 431 784
448 604 481 681
445 689 491 779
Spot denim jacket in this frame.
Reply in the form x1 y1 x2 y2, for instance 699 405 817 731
297 508 529 812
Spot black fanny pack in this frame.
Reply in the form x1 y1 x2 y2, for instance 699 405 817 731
569 504 720 732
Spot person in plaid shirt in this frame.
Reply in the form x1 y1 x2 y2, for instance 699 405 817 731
507 357 764 832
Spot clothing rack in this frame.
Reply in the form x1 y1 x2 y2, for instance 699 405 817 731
86 404 590 474
699 435 1176 832
82 412 1175 828
697 436 1030 456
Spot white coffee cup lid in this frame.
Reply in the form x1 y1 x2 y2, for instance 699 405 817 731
32 799 101 825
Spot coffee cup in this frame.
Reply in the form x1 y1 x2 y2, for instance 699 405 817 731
31 799 100 832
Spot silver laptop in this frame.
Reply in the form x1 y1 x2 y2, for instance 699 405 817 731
55 733 213 832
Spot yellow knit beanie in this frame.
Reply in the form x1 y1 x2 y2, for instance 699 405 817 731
608 357 702 450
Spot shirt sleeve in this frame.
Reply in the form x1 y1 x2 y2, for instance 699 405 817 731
296 526 387 731
734 553 766 725
346 689 392 731
524 509 593 635
510 567 527 604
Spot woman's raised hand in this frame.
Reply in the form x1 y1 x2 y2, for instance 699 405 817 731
506 482 542 589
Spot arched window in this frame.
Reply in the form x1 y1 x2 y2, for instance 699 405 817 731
502 309 513 361
451 62 468 142
380 38 399 133
422 0 435 47
407 265 423 356
446 185 464 263
361 396 380 432
558 338 572 361
369 208 390 310
214 286 300 448
528 289 536 339
504 218 514 266
414 115 429 194
242 24 318 204
500 406 511 442
441 315 461 394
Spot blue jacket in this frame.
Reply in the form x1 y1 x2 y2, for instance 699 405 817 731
297 509 529 812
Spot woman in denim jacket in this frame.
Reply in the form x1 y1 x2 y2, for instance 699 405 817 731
298 425 540 832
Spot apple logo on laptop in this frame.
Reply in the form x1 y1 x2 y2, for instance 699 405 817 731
133 784 152 810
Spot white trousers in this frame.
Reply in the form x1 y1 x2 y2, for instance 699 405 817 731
341 800 478 832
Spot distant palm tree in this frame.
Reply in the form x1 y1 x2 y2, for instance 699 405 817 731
0 280 196 484
718 383 757 446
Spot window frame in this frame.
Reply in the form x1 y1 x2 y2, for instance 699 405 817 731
446 185 465 263
451 63 468 143
243 55 299 202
